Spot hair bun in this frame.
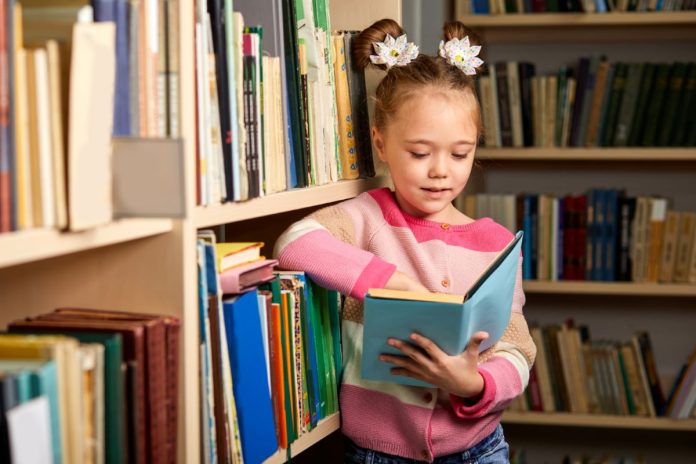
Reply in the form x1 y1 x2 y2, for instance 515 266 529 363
442 21 481 47
353 18 405 71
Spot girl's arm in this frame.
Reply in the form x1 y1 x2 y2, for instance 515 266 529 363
275 203 426 299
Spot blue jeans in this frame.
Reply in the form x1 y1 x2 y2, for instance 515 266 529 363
344 425 509 464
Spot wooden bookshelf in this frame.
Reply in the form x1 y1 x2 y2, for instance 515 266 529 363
503 411 696 431
194 177 389 228
455 12 696 42
0 219 173 269
477 148 696 162
263 413 341 464
457 12 696 27
523 280 696 297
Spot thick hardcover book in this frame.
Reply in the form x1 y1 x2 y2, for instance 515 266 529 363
671 62 696 147
657 62 687 147
362 231 523 387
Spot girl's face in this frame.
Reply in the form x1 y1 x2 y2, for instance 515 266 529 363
373 90 478 223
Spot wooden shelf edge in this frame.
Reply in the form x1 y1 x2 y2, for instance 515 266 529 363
457 12 696 27
194 177 389 228
523 280 696 297
503 411 696 431
263 413 341 464
477 148 696 161
0 219 174 269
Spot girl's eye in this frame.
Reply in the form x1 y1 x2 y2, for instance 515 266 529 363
452 153 469 160
409 152 428 159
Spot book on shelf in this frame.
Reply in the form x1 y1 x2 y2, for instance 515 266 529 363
460 190 696 284
362 230 523 387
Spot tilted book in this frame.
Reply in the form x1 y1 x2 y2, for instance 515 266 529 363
362 231 523 387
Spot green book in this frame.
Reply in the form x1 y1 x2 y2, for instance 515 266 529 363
657 62 687 147
628 63 655 147
640 63 671 147
600 62 627 147
671 62 696 147
613 63 644 147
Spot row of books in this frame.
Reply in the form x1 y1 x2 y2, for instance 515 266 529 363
478 60 696 149
196 235 342 464
0 0 180 235
0 308 179 464
461 0 696 14
512 321 695 419
195 0 375 206
457 191 696 283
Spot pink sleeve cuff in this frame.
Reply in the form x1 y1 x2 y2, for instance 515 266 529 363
449 368 497 418
349 255 397 300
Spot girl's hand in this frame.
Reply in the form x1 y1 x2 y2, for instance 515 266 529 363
385 271 430 293
379 331 489 399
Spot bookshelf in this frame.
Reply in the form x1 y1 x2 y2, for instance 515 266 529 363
503 411 696 431
194 177 389 228
523 280 696 297
263 413 341 464
457 4 696 462
0 219 173 268
478 147 696 161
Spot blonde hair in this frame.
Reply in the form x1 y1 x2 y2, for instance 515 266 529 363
353 19 483 135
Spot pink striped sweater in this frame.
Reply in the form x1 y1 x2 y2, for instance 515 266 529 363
274 188 536 462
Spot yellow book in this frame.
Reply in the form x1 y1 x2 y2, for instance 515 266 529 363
331 34 359 180
0 334 83 464
214 242 264 272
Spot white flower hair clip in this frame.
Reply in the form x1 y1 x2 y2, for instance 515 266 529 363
438 36 484 76
370 33 419 69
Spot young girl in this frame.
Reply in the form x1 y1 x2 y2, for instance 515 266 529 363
274 19 536 464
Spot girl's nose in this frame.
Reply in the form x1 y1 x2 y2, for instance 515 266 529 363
428 155 448 178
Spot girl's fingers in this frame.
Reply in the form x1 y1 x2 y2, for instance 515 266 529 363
388 337 432 366
380 354 425 378
389 367 424 381
465 331 489 358
406 333 446 362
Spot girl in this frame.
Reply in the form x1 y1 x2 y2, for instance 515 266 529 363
274 19 536 464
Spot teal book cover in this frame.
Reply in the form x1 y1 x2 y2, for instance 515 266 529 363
362 231 523 387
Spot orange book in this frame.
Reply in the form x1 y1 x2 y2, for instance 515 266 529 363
267 301 288 448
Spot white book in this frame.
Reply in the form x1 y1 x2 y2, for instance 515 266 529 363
195 22 209 205
33 47 56 229
233 12 248 201
205 13 226 203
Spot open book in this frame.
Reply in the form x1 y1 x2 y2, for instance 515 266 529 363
361 230 524 387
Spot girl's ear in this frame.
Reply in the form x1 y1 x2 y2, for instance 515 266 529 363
372 127 388 163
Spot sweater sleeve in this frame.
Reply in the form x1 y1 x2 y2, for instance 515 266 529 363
274 203 397 300
450 258 536 418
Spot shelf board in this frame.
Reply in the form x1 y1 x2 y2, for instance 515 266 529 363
0 219 173 269
264 413 341 464
195 177 388 228
457 12 696 27
477 147 696 161
503 411 696 431
523 280 696 297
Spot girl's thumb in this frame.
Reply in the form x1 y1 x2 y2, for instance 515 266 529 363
466 331 489 356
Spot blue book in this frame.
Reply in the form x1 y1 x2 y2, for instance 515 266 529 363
362 231 524 387
223 290 278 464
